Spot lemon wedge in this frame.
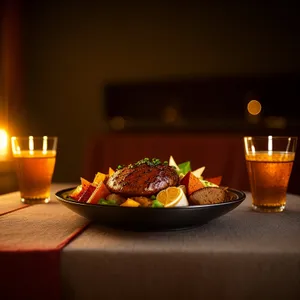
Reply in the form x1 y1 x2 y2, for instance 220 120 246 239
178 184 187 195
156 186 188 207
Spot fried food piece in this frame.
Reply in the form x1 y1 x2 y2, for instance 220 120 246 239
189 187 231 205
180 171 205 196
106 193 126 205
131 196 152 207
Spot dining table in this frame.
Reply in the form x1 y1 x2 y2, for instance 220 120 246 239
1 183 300 300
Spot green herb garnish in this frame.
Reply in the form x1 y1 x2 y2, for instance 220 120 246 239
129 158 164 168
98 198 117 206
152 199 164 208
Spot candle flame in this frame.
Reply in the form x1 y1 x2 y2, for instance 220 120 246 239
0 129 8 158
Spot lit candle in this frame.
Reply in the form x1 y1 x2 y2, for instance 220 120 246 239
0 129 8 160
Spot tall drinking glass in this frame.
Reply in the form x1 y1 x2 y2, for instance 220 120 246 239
11 136 58 204
243 136 297 212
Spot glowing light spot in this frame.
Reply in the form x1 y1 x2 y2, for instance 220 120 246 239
0 129 8 157
11 136 21 154
247 100 261 115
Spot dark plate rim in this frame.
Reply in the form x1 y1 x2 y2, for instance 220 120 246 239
55 186 246 210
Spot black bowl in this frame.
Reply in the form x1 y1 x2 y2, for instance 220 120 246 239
55 187 246 231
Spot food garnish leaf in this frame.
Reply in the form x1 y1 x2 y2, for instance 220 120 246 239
127 158 164 169
178 161 191 176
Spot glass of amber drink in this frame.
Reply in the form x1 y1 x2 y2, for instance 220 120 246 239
244 136 297 212
11 136 58 204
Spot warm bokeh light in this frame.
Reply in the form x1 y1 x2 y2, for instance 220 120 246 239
163 106 178 123
110 116 125 130
265 116 287 129
0 129 8 157
247 100 262 115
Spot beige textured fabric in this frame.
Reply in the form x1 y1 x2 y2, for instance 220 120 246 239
61 193 300 300
0 191 28 215
0 183 90 250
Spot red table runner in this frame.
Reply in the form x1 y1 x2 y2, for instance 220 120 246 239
0 183 90 300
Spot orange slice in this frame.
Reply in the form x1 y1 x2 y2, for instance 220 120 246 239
108 167 115 176
80 177 91 188
87 182 110 204
120 198 141 207
92 172 107 185
69 185 84 200
156 186 188 207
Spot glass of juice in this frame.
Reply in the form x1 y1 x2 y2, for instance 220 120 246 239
11 136 58 204
243 136 297 212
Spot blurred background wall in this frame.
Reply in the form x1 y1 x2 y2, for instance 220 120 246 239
4 0 299 183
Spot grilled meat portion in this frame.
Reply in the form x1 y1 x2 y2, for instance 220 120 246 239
106 164 179 196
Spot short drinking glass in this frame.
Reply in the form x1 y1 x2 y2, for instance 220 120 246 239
243 136 297 212
11 136 58 204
